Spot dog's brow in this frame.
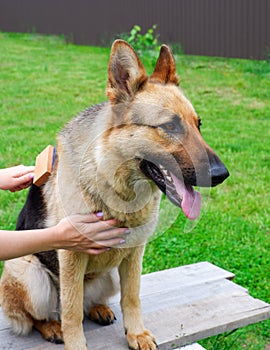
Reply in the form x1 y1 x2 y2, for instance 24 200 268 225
162 114 182 126
132 122 158 129
172 114 182 123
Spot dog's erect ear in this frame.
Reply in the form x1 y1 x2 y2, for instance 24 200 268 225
106 40 148 104
150 45 179 85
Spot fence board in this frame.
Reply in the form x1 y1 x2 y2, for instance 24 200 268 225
0 0 269 59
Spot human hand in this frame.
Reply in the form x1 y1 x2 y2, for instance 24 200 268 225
55 213 129 255
0 165 35 192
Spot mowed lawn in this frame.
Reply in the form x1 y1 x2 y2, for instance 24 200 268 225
0 33 269 349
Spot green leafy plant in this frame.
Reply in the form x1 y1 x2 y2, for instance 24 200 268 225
119 25 160 66
126 25 159 52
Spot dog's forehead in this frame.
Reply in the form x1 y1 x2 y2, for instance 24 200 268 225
134 83 198 124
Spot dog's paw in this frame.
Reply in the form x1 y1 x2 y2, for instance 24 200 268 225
127 330 157 350
88 304 116 326
34 320 63 344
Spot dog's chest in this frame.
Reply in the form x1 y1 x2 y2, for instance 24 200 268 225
85 248 129 275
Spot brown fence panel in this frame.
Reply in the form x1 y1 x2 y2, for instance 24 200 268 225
0 0 269 59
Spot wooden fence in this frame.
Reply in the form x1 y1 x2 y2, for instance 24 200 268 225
0 0 269 59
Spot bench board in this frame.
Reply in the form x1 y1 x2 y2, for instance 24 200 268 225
0 261 269 349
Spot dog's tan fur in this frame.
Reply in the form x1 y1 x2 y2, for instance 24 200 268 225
0 41 228 350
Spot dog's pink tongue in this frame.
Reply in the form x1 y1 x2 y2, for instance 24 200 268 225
170 173 201 220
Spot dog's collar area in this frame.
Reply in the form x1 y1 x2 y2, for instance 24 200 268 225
52 147 57 170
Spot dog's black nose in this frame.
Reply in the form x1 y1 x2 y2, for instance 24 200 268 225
210 155 230 186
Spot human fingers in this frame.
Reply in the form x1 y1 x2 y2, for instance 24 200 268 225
9 182 32 192
13 172 34 189
13 165 35 178
92 226 129 241
66 214 120 235
83 247 110 255
83 241 124 255
9 187 20 193
68 213 105 225
66 213 98 226
94 236 126 248
83 234 126 250
79 218 124 240
72 213 120 227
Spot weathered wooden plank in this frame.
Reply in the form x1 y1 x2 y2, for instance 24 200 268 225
179 344 206 350
0 262 269 350
21 341 207 350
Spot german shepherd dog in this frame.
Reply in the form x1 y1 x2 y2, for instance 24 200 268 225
0 40 229 350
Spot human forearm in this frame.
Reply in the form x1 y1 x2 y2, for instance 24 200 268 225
0 228 56 260
0 214 129 260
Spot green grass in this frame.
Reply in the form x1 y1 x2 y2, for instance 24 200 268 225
0 32 270 349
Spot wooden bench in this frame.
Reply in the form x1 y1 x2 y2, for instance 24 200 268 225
0 262 269 349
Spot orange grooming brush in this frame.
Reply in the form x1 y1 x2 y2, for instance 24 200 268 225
33 145 56 186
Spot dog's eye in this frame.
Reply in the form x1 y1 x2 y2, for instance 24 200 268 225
159 117 182 134
162 122 177 132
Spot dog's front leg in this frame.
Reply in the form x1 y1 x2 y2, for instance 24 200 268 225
119 246 156 350
59 250 88 350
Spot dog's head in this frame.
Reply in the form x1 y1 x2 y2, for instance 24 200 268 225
104 40 229 220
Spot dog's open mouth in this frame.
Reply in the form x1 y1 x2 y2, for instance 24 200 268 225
140 160 201 220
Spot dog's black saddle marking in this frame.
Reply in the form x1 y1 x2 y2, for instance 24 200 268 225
16 185 59 275
34 251 59 276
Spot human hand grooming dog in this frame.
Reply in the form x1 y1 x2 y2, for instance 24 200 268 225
0 166 127 259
